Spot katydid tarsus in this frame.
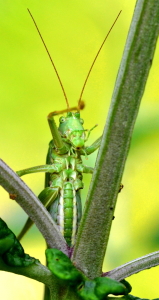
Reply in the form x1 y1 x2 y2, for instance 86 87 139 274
13 10 122 247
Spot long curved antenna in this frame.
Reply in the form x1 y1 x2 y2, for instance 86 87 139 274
27 8 69 109
78 10 122 109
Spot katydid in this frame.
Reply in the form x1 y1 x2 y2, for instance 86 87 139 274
14 10 121 247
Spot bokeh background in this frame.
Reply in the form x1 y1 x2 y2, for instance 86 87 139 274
1 0 159 299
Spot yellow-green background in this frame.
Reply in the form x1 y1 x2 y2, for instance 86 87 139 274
1 0 159 299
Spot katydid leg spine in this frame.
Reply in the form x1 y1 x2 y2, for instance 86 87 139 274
16 10 121 247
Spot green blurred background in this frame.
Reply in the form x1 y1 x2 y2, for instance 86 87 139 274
1 0 159 299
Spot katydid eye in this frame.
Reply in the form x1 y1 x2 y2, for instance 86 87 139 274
75 112 80 118
59 117 66 123
80 118 84 124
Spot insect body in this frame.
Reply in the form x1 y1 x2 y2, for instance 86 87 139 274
17 110 101 246
15 10 121 246
45 111 101 246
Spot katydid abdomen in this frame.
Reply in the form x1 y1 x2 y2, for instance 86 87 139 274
45 152 83 247
49 181 81 246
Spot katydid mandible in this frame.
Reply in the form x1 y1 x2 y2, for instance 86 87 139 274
15 10 121 247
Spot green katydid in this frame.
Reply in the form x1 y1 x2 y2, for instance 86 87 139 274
14 10 121 247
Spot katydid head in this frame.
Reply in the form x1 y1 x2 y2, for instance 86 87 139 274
58 111 86 150
57 111 98 151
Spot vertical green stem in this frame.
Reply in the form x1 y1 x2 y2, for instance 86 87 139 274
72 0 159 279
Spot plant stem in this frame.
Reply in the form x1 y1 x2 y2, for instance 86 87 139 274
72 0 159 279
0 257 56 287
105 251 159 281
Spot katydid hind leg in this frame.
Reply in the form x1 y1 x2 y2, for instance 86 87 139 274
17 187 58 241
76 190 82 226
38 187 59 209
17 217 33 241
45 140 53 188
17 138 58 241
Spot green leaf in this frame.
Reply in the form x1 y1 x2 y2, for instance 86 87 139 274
0 218 37 267
94 277 129 298
46 249 131 299
0 218 15 254
78 277 130 300
77 280 98 300
46 248 83 286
